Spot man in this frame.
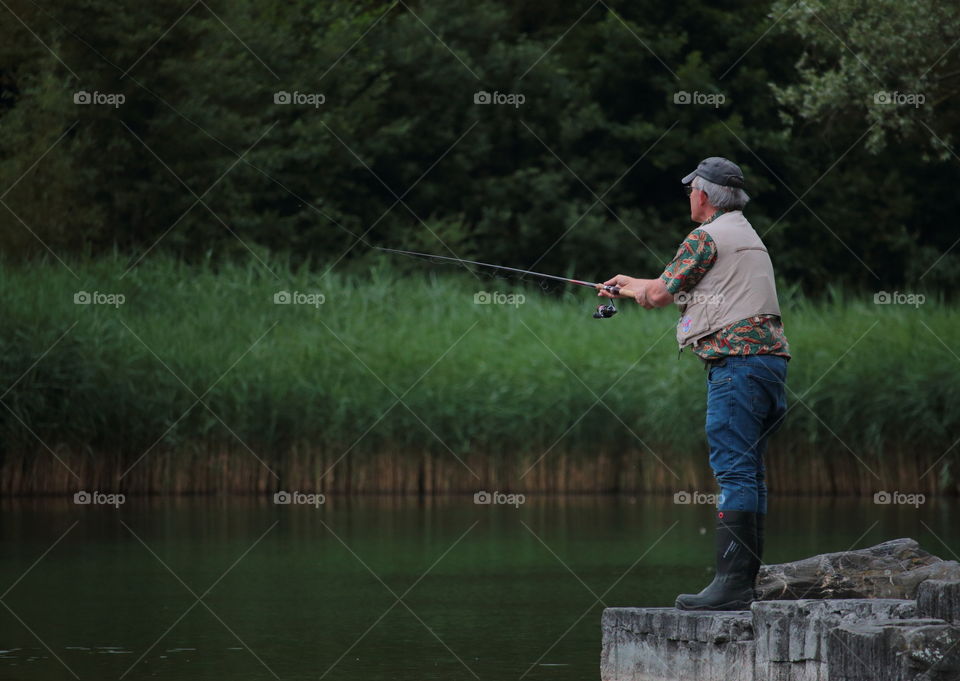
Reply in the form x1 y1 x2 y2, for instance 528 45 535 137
599 157 789 610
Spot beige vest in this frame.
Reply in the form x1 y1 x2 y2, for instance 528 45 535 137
675 211 781 348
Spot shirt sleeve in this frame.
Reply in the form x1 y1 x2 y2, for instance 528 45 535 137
659 229 718 295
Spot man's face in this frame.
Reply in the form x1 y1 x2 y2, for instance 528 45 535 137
688 184 707 222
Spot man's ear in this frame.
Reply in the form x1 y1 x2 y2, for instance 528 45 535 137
698 191 712 214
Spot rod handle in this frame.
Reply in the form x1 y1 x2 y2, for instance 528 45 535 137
598 284 639 299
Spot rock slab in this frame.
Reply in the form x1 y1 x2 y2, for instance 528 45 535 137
603 539 960 681
757 538 960 601
752 599 916 681
601 607 754 681
828 618 960 681
917 580 960 626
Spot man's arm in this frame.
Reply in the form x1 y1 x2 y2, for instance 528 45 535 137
600 229 717 309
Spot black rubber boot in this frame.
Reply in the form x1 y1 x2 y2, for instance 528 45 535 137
750 513 766 590
675 510 759 611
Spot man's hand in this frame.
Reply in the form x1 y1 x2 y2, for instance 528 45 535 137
599 275 674 309
598 274 639 299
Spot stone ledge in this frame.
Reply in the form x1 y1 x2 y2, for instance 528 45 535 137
753 599 916 681
828 618 960 681
602 539 960 681
601 608 754 681
604 607 754 643
917 580 960 625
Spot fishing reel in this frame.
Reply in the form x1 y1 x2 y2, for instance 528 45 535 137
593 302 618 319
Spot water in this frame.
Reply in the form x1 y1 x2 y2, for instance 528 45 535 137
1 495 956 680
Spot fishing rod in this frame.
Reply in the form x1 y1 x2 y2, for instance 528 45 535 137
375 247 637 319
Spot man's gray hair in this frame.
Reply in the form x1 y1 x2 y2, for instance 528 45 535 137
692 175 750 210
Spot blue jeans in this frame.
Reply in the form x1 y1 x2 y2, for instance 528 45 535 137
705 355 788 514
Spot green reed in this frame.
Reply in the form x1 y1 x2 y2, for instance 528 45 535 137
0 256 955 495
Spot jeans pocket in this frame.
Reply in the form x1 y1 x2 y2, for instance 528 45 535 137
748 372 784 417
707 366 733 386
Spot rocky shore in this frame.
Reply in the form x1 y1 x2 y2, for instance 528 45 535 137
601 538 960 680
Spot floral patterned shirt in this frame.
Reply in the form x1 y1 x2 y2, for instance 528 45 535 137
658 212 791 360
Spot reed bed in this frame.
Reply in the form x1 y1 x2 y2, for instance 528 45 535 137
1 256 956 496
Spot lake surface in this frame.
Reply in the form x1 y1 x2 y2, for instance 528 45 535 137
1 495 957 680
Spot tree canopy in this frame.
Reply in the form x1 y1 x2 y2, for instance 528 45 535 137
1 0 958 293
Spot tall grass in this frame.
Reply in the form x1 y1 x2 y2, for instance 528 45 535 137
1 256 957 496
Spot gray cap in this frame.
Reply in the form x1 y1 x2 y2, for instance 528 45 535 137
681 157 745 189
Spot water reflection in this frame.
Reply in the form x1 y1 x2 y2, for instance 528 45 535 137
1 495 956 680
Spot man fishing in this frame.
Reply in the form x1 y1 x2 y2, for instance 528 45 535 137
598 156 790 611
